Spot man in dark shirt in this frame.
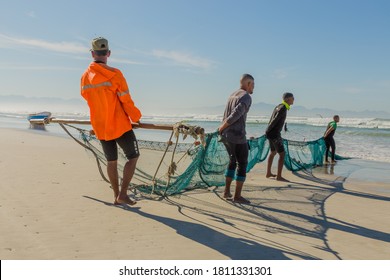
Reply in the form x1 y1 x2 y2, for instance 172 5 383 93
265 92 294 181
218 74 254 204
323 115 340 163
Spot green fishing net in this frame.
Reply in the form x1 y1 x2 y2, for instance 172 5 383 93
67 123 346 196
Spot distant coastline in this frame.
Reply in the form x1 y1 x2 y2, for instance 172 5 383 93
1 108 389 162
1 94 389 119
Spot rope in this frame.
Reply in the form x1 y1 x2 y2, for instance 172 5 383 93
151 131 174 194
164 133 180 196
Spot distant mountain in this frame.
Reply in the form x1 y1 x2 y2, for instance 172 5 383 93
0 95 88 113
0 95 87 107
1 95 389 119
286 105 390 118
167 102 390 119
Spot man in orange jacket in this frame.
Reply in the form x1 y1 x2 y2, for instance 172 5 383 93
81 37 141 206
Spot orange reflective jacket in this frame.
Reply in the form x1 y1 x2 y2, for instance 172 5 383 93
81 62 141 141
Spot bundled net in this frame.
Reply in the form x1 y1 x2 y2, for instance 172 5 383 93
60 122 346 196
283 138 327 171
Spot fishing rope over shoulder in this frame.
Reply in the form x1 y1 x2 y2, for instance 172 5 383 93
30 117 349 196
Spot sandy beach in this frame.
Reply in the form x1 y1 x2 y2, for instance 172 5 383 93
0 127 389 260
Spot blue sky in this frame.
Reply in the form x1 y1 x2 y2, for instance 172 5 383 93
1 0 389 114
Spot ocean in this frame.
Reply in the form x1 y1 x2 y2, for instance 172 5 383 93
1 111 390 163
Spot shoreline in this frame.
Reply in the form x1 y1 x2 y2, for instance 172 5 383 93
1 112 390 163
22 123 390 165
0 127 389 259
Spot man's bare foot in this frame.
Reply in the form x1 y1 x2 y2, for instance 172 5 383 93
276 177 289 182
116 196 137 206
266 173 277 178
232 196 251 204
223 192 233 199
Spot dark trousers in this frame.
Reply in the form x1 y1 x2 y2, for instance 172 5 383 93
325 136 336 161
223 141 248 181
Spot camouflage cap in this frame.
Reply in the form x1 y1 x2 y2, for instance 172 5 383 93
91 37 109 51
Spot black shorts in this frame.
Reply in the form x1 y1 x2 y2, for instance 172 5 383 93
268 136 285 153
100 130 140 161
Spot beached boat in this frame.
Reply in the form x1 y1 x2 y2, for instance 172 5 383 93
27 111 52 123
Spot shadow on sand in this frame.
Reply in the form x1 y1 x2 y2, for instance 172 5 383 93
84 195 290 260
83 160 390 259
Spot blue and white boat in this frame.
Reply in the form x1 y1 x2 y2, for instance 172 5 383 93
27 111 52 124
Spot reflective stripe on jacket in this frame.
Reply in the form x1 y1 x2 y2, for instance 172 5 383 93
81 62 142 141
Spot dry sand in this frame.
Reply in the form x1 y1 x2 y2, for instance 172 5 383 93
0 127 389 260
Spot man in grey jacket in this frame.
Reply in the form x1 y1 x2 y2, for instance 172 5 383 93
218 74 254 204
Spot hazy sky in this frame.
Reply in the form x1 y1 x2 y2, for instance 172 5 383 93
1 0 389 114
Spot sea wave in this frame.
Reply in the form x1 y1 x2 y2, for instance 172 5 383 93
3 111 390 130
284 117 390 129
1 110 389 163
145 114 390 130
